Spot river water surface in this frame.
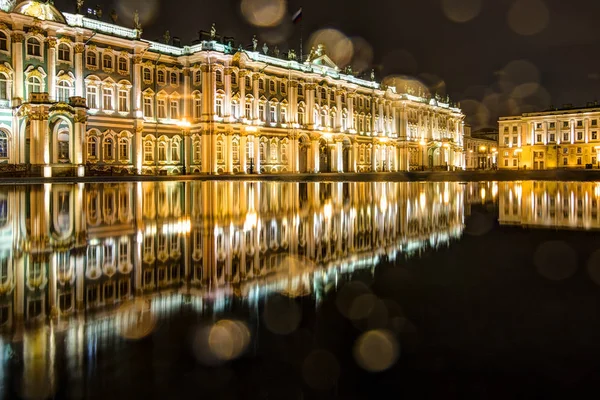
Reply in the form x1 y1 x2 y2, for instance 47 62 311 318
1 180 600 399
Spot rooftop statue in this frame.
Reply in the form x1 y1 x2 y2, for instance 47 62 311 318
210 23 216 40
262 42 268 55
252 35 258 51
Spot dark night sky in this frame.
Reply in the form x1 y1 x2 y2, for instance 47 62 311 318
54 0 600 129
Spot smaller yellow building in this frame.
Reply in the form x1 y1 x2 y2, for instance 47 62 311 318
498 104 600 170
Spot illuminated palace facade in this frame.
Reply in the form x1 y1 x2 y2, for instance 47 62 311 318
499 105 600 170
0 181 466 327
499 181 600 229
0 1 465 176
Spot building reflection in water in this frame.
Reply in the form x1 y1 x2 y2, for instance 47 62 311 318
499 181 600 230
0 180 470 396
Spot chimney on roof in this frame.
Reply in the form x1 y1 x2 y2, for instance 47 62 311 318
172 37 181 47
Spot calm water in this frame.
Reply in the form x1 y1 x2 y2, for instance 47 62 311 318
1 180 600 399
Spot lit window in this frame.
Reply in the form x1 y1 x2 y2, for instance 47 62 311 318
577 157 582 165
144 141 153 162
119 138 129 160
118 89 128 112
563 157 568 165
102 88 113 111
86 51 97 67
170 100 179 119
577 131 583 140
27 76 42 97
0 131 7 158
215 98 223 117
298 84 303 96
216 139 223 162
563 132 569 141
26 38 41 57
269 80 275 92
143 96 153 117
118 57 128 73
170 71 178 85
231 73 237 85
194 98 201 119
259 104 265 121
232 141 239 161
143 68 151 82
157 99 166 119
86 86 97 109
158 142 167 161
280 82 286 94
157 70 166 85
216 70 222 84
194 70 201 85
593 131 598 140
57 43 70 62
104 137 114 160
0 32 7 52
269 104 276 122
87 137 97 158
102 54 113 70
280 108 287 123
245 102 252 119
171 141 180 162
57 80 72 103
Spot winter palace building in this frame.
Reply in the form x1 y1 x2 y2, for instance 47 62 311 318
0 0 466 176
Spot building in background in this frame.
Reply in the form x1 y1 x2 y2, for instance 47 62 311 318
498 103 600 170
0 0 466 177
464 125 498 169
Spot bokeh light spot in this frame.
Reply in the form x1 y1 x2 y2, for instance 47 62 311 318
534 241 578 281
241 0 287 28
308 29 354 68
441 0 482 23
264 294 302 335
353 330 399 372
507 0 549 36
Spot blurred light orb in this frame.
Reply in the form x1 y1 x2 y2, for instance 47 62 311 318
117 0 159 27
264 294 302 335
503 59 540 85
302 350 341 390
241 0 287 28
441 0 482 23
308 29 353 68
383 75 429 97
353 330 399 372
349 36 373 74
118 299 156 340
259 21 293 45
534 241 578 281
460 99 491 128
336 281 371 319
511 82 541 99
208 320 251 361
507 0 549 36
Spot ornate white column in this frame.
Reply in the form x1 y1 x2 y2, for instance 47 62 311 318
240 134 247 173
11 33 24 103
348 93 355 131
335 89 343 130
352 142 358 172
252 74 260 123
378 98 384 134
335 138 343 172
74 43 84 97
253 135 261 173
306 83 316 129
311 133 319 172
224 67 232 122
132 54 142 112
46 37 57 101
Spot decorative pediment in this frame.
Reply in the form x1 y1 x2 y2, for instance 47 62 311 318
306 44 338 69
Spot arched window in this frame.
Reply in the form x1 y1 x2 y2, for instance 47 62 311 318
26 76 42 96
216 138 223 162
157 70 166 84
0 131 8 159
26 38 41 56
194 70 201 85
281 142 288 162
231 73 237 85
193 139 201 162
143 67 152 82
118 57 128 73
103 137 114 160
321 110 327 127
330 112 335 128
144 140 153 162
215 70 222 84
158 141 167 161
58 43 70 62
119 138 129 160
57 80 72 102
56 121 70 163
86 51 97 67
87 136 98 158
232 140 239 161
171 140 180 162
102 54 113 69
0 73 9 100
194 97 201 119
298 107 305 125
259 142 266 161
0 32 7 52
170 71 178 85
